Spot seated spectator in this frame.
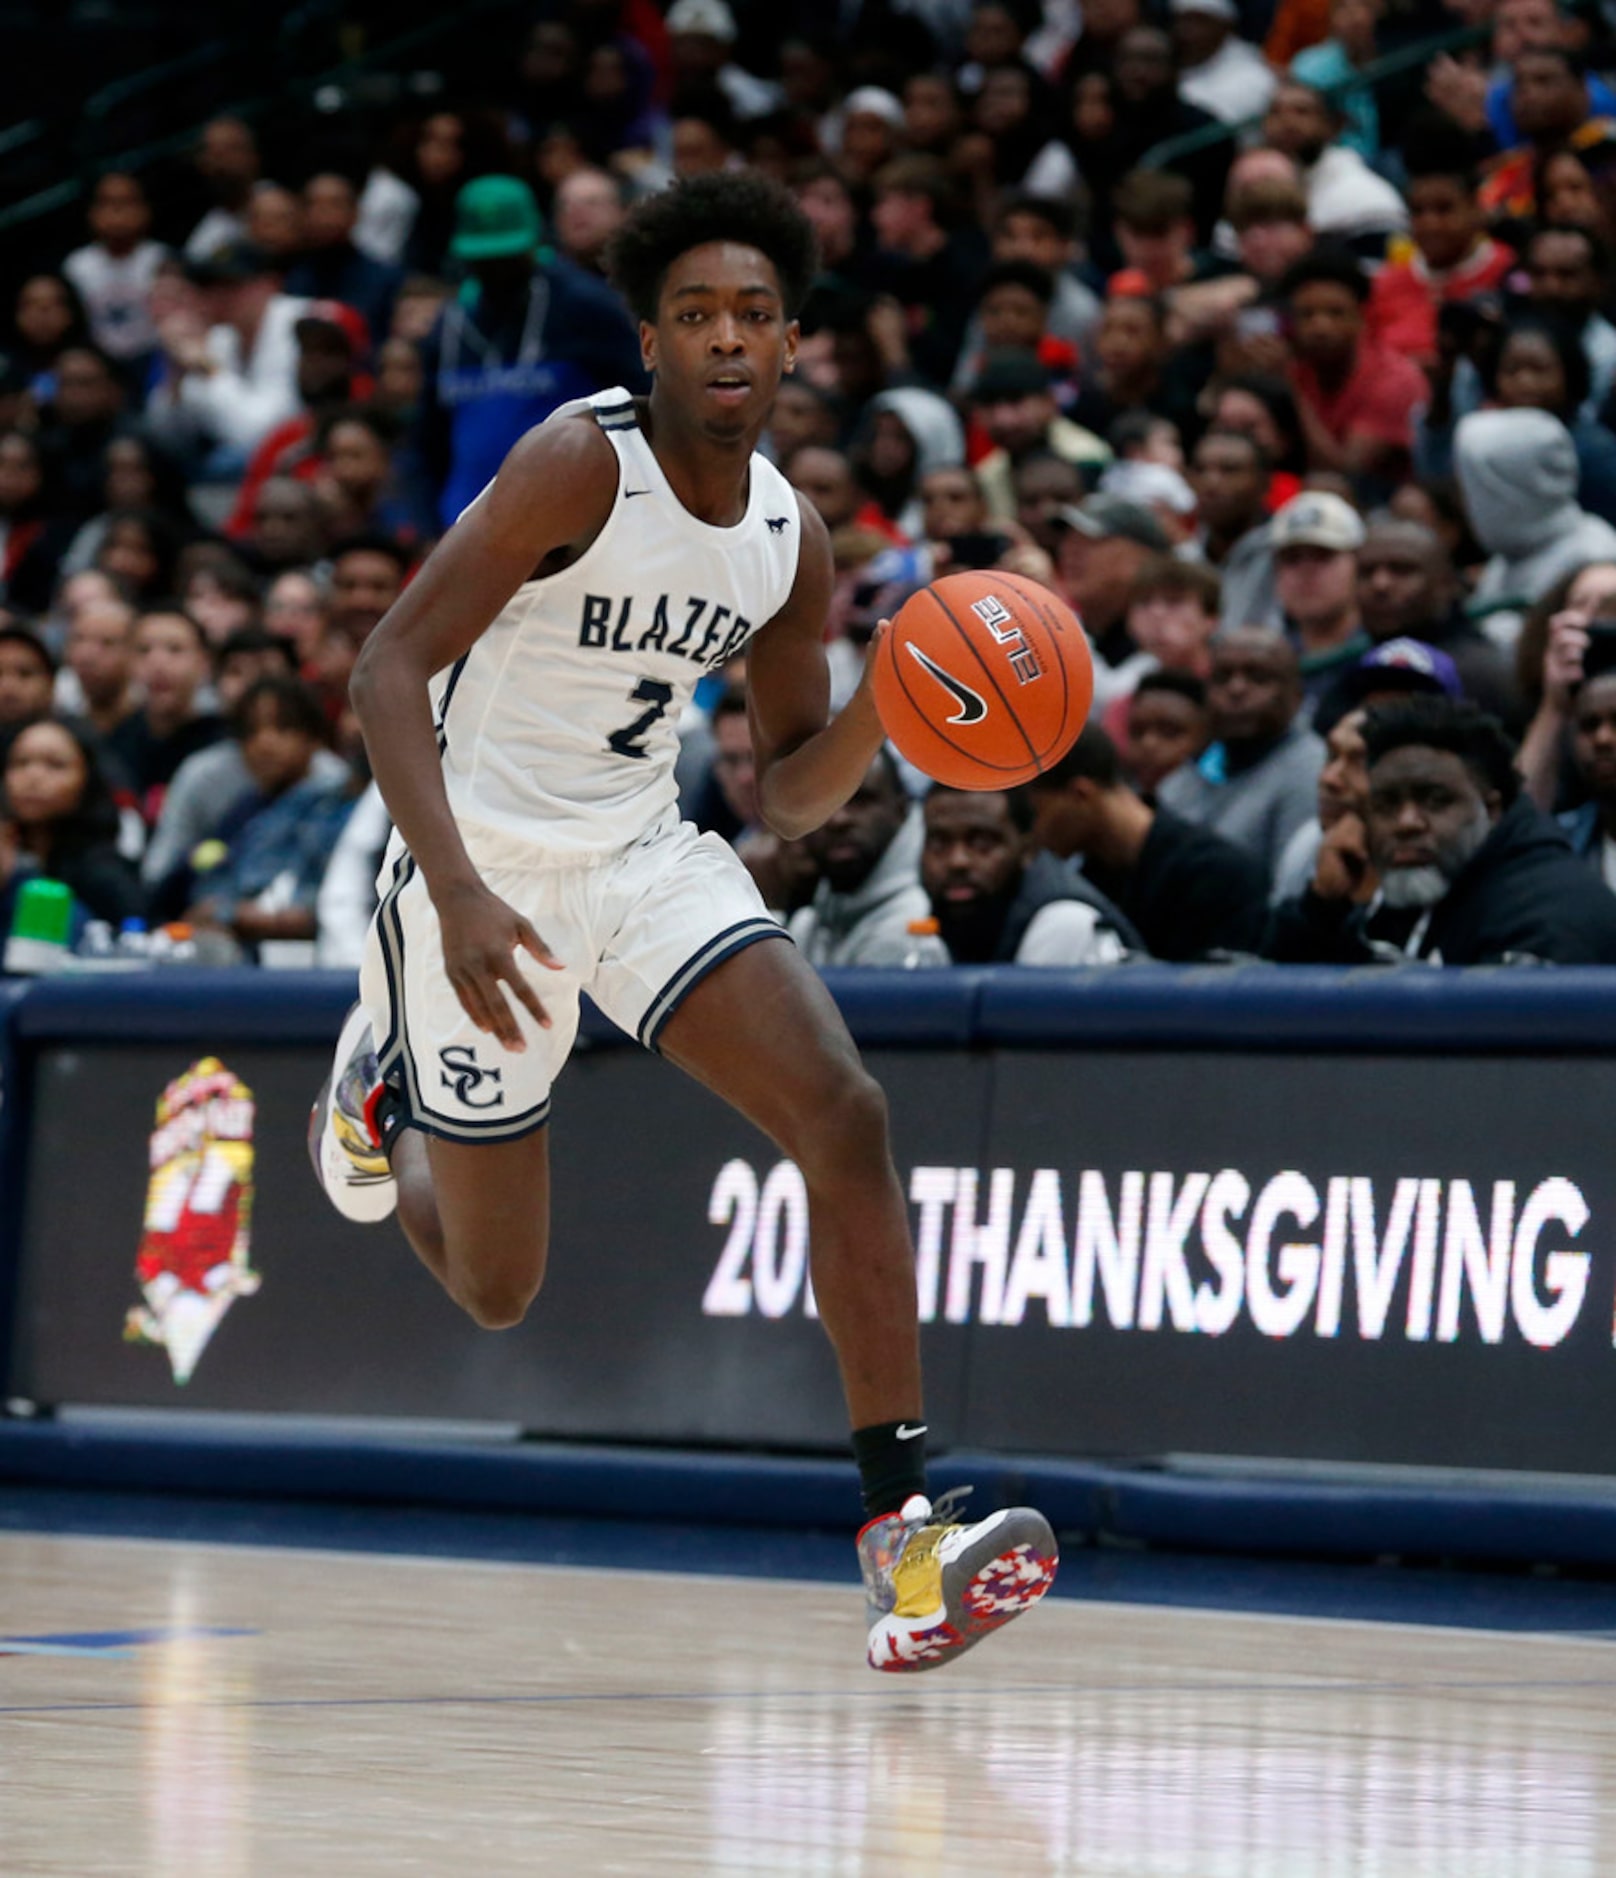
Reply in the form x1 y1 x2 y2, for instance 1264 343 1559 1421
1158 624 1325 880
1190 426 1279 631
2 717 144 930
5 273 92 407
553 168 627 281
105 609 226 826
1280 247 1428 498
1270 700 1376 906
413 175 644 528
1517 558 1616 809
241 477 328 577
373 336 424 427
1264 696 1616 962
1262 80 1409 248
245 184 305 266
0 430 72 615
1174 0 1278 127
1456 408 1616 649
920 465 1017 576
145 630 348 895
92 507 185 607
225 301 374 539
970 351 1110 523
37 345 131 524
920 783 1139 963
861 156 989 387
1269 489 1371 704
787 446 908 548
1027 723 1269 958
0 624 57 763
1352 515 1521 722
1480 47 1613 221
1110 172 1204 295
788 750 946 966
283 173 404 344
1523 223 1616 415
1049 493 1172 702
1013 450 1087 559
1560 630 1616 880
58 597 138 739
1291 0 1382 158
1369 142 1514 368
1127 669 1213 796
181 548 263 649
967 194 1102 363
60 433 199 579
147 241 312 466
1485 312 1616 526
1074 294 1200 443
263 568 329 671
851 388 966 541
951 261 1080 404
184 676 355 963
181 117 261 262
1209 373 1308 513
311 407 423 547
1276 636 1473 894
62 172 169 373
764 379 839 467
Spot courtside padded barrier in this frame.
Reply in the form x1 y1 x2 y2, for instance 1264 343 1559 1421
3 1419 1616 1567
16 962 1616 1052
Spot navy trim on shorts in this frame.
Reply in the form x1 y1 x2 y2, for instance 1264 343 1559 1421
638 918 790 1052
375 852 555 1145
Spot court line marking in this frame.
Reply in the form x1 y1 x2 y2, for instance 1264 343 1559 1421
3 1528 1613 1653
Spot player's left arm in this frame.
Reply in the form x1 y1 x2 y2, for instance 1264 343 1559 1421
746 494 887 841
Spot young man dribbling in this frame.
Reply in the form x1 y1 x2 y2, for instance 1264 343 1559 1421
309 173 1058 1671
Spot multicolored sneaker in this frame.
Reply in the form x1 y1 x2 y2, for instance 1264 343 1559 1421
858 1487 1058 1673
308 1003 397 1224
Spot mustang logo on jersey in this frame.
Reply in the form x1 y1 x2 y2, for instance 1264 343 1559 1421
440 1045 505 1108
579 592 755 670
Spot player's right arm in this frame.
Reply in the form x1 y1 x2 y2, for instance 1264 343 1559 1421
349 415 618 1049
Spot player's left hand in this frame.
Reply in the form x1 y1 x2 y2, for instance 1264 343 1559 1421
436 880 564 1050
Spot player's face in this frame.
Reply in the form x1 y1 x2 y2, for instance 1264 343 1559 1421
646 242 798 442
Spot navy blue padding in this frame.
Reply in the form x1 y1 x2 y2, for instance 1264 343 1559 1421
817 968 987 1046
4 1422 1616 1565
976 963 1616 1054
14 969 359 1043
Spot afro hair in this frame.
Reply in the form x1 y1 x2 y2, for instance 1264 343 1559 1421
606 172 820 325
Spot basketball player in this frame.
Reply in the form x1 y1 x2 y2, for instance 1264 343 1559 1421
309 174 1058 1671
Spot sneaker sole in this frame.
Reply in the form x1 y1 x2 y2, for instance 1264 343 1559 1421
308 1005 398 1224
867 1509 1059 1673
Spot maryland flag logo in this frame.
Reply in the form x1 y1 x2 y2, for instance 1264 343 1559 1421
124 1058 261 1384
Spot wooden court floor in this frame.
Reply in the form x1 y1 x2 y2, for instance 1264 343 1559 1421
2 1528 1614 1876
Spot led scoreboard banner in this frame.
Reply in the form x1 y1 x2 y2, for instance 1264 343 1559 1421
6 969 1616 1478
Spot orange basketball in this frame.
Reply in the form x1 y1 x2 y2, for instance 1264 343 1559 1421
871 570 1093 790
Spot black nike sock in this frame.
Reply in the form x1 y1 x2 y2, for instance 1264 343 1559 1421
853 1419 928 1520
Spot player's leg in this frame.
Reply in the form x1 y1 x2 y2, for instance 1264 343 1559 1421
386 1128 551 1329
657 937 920 1434
655 936 1058 1672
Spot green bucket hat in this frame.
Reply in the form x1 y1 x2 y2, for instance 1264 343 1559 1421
449 175 544 261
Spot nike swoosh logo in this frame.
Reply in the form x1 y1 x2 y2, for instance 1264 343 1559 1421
906 644 987 725
625 488 652 498
895 1423 928 1440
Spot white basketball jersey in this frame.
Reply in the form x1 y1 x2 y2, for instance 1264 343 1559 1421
431 387 801 853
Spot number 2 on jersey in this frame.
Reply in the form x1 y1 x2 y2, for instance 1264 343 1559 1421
607 677 675 759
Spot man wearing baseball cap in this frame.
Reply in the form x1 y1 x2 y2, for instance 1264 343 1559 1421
969 348 1109 526
1269 488 1372 707
413 175 644 528
1172 0 1277 127
1050 493 1174 705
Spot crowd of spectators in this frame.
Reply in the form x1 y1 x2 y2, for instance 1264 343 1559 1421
9 0 1616 971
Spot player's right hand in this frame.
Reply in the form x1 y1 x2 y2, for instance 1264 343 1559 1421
434 880 563 1050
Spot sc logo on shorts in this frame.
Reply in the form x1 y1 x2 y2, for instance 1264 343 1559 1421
439 1045 505 1109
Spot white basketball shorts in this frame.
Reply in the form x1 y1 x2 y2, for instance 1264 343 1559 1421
358 813 786 1142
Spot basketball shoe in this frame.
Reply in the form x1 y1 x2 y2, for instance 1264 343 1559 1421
308 1003 398 1223
858 1487 1059 1672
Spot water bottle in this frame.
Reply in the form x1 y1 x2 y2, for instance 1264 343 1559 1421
116 916 151 963
4 877 75 975
77 919 117 963
901 916 941 970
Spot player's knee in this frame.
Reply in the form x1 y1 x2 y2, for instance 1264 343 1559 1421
458 1273 542 1331
796 1062 890 1173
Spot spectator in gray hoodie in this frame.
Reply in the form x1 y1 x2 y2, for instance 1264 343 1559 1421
1457 408 1616 652
789 749 946 966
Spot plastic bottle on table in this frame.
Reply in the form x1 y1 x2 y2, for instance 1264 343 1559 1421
4 877 75 975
